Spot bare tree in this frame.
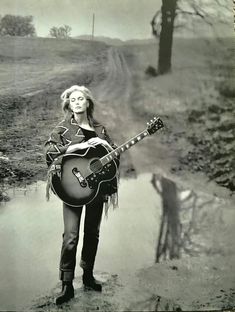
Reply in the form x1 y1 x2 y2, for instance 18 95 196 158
151 0 231 75
49 26 60 38
155 0 177 74
49 24 72 38
62 24 72 37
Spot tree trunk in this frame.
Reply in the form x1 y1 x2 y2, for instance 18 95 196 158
158 0 177 74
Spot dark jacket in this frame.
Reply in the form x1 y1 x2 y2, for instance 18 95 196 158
44 114 119 198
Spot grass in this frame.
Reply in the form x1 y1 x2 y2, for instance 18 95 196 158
0 36 109 96
0 35 234 311
0 35 234 192
0 37 109 186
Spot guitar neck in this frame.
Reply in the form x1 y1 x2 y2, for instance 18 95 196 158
100 129 149 166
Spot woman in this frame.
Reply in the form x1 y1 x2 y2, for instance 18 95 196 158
44 85 119 305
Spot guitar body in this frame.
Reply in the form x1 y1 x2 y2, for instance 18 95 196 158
49 116 164 207
51 145 118 207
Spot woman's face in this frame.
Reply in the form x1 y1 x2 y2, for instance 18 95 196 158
69 90 89 114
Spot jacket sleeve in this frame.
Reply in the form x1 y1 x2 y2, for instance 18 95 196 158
102 126 118 149
44 126 69 167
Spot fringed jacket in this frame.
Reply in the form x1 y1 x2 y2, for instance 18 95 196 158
44 114 119 208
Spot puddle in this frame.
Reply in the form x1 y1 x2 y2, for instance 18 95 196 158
0 173 161 310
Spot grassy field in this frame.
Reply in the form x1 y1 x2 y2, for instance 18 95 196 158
0 34 234 310
0 37 109 189
0 36 234 194
121 37 235 192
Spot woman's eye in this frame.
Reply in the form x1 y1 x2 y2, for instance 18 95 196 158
71 98 75 102
78 97 84 100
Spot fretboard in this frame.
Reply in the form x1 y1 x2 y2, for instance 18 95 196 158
100 129 149 166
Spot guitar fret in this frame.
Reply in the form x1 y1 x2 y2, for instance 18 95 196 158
99 118 164 168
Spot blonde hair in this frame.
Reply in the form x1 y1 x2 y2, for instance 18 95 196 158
60 85 97 125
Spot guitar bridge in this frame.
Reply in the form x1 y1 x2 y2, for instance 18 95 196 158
72 168 87 187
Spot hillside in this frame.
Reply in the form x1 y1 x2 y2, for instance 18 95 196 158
75 35 155 46
0 37 109 189
0 36 234 310
0 36 234 196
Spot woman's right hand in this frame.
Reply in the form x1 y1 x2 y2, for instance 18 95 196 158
65 142 95 153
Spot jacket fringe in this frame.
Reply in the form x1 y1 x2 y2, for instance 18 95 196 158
46 171 52 201
103 191 119 217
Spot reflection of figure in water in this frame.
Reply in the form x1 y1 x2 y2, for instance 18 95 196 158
44 85 119 305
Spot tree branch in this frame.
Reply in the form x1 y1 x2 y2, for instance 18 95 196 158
176 2 214 26
214 0 231 12
150 10 161 37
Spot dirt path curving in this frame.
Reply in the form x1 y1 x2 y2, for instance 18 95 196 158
94 46 136 130
92 46 166 178
93 47 143 176
98 47 132 102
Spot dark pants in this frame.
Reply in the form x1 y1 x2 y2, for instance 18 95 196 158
59 196 104 282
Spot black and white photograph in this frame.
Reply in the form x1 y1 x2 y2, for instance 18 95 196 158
0 0 234 311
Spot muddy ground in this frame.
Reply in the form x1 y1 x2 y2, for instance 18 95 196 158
27 186 235 312
0 36 234 311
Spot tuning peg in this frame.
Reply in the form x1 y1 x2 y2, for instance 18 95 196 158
150 119 153 123
154 117 157 120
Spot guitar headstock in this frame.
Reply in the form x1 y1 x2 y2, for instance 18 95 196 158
146 117 164 135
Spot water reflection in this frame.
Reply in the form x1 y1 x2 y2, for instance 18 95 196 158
0 173 161 310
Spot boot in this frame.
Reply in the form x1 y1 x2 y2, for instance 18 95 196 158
55 281 74 305
82 270 102 292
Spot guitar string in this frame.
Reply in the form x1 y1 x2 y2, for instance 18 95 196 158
82 131 143 179
77 121 162 180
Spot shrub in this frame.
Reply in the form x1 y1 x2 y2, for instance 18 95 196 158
145 65 158 77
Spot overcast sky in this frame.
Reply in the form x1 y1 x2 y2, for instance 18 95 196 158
0 0 162 39
0 0 232 39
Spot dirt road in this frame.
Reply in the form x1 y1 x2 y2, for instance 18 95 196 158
97 47 132 102
93 46 146 177
92 46 169 178
94 46 138 132
0 37 234 311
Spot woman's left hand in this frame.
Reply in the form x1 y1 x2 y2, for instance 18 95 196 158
87 138 113 151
